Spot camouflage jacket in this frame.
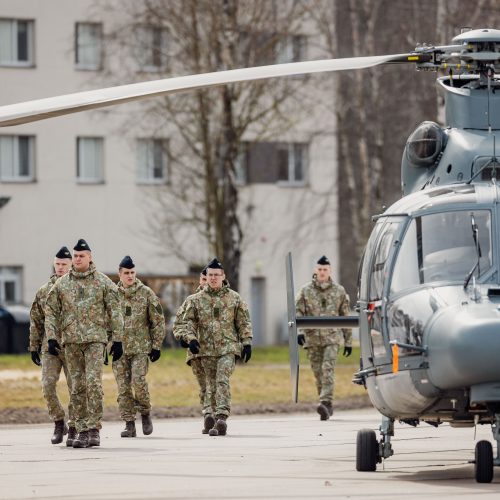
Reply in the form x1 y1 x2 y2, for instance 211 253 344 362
29 275 58 353
295 275 351 347
45 263 124 345
174 286 209 364
182 284 252 357
118 279 165 355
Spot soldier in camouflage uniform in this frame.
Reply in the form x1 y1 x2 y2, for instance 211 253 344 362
29 246 75 445
173 267 216 434
295 255 352 420
113 256 166 438
182 258 252 436
45 239 124 448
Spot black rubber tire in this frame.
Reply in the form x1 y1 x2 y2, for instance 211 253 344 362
356 428 378 472
475 440 494 483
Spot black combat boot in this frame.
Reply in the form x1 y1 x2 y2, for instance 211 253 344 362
88 428 100 447
72 430 89 448
202 415 215 434
141 413 153 435
317 402 330 421
214 414 227 436
66 427 77 447
51 419 68 444
121 421 136 438
324 401 333 417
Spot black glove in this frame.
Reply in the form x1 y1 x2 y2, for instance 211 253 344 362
241 344 252 363
188 339 200 354
297 334 306 346
149 349 161 362
47 339 61 356
30 351 41 366
110 341 123 362
180 338 189 348
343 346 352 357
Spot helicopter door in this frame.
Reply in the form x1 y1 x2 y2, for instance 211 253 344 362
366 221 401 366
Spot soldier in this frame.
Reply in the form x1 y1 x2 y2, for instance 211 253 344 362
45 239 124 448
113 255 166 438
29 246 75 445
295 255 352 420
173 267 216 434
182 258 252 436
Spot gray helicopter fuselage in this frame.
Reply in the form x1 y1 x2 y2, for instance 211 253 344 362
359 182 500 424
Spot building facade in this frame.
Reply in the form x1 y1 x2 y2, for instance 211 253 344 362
0 0 340 344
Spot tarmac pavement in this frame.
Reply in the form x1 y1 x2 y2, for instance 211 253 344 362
1 408 499 499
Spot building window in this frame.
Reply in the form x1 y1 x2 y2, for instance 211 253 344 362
237 141 308 185
276 35 307 64
75 22 103 70
0 19 34 66
77 137 104 183
0 135 35 182
0 267 22 304
135 26 168 71
137 139 168 184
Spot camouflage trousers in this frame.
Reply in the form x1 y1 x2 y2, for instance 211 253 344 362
306 344 339 403
65 342 105 433
112 353 151 421
190 357 214 416
41 351 74 427
200 354 235 417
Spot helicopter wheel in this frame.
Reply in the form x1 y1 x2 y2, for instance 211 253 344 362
356 429 378 472
474 440 494 483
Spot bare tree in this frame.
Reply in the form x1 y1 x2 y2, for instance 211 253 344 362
94 0 312 289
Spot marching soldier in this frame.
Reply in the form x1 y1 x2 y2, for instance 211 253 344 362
29 246 75 445
173 267 216 434
181 258 252 436
45 239 124 448
113 256 166 438
295 255 352 420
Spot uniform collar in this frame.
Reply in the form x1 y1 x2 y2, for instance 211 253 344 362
71 263 96 279
312 274 333 291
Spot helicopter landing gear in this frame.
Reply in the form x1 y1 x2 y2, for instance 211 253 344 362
475 440 493 483
356 416 394 472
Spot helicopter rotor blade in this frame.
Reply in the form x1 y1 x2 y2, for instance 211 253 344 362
0 52 428 127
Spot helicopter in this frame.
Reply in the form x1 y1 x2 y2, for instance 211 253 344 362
1 25 500 484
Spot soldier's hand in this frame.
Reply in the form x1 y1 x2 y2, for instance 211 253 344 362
47 339 61 356
241 344 252 363
343 346 352 357
297 334 306 346
110 341 123 362
188 339 200 354
30 351 42 366
149 349 161 362
180 338 189 348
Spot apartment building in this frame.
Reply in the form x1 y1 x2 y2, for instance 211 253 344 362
0 0 339 344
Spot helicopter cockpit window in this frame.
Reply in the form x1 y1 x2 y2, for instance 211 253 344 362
391 210 492 293
369 222 400 301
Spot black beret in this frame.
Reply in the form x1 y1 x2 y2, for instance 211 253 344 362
317 255 331 266
55 246 71 259
73 239 91 252
119 255 135 269
201 266 207 276
207 258 224 270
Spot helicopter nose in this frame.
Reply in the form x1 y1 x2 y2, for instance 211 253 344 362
426 303 500 390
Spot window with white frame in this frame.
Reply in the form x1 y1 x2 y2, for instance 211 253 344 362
0 267 22 304
276 35 307 64
135 26 168 71
237 141 308 185
77 137 104 183
136 139 168 183
0 135 35 182
0 18 34 66
75 22 103 70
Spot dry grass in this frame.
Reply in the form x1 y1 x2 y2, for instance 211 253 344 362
0 346 366 410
